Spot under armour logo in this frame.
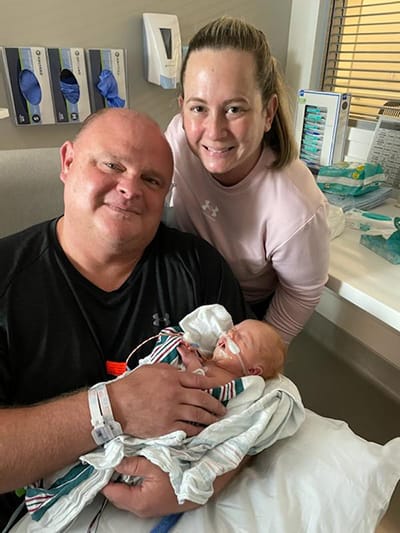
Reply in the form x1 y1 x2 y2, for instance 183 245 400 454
152 313 170 327
202 200 219 220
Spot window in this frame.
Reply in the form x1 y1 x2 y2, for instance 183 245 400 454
322 0 400 122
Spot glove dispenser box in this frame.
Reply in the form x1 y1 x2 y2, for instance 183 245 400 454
86 48 128 111
1 46 55 125
47 47 91 123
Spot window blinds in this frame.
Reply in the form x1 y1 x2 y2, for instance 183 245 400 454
322 0 400 122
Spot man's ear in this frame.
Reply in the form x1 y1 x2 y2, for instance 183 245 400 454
59 141 74 184
178 95 184 108
248 365 263 376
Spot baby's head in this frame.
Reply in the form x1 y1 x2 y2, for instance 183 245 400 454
213 319 286 379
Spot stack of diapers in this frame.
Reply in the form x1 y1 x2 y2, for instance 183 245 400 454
317 162 392 212
317 162 386 196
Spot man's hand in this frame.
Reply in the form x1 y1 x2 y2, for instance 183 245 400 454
101 455 251 518
108 363 226 438
101 456 197 517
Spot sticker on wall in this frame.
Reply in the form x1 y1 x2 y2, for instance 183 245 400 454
86 49 128 111
47 47 91 123
1 46 55 125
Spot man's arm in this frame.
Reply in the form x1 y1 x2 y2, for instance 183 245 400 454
0 364 226 493
0 390 93 493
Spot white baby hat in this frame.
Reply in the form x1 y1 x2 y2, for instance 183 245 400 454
179 304 234 357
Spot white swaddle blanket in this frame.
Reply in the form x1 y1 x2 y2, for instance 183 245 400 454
23 305 305 532
25 375 304 532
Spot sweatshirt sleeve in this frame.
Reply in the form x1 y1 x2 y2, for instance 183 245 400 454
265 202 330 343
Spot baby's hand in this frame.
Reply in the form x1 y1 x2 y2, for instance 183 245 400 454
177 343 204 374
180 339 199 351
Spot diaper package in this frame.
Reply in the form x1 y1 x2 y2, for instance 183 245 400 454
317 162 386 196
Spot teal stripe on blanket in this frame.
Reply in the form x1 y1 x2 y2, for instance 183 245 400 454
208 377 244 405
26 463 95 521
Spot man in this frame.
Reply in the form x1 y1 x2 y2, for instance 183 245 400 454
0 109 250 528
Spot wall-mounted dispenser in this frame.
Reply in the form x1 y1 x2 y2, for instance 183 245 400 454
87 49 127 111
1 46 55 125
142 13 182 89
47 47 91 123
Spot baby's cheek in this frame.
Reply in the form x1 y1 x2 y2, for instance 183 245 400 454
213 346 230 361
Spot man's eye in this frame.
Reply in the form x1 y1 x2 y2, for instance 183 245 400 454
105 162 121 171
143 176 161 187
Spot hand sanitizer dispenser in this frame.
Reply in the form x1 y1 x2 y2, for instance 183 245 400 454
142 13 182 89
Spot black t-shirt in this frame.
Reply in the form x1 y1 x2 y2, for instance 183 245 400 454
0 218 250 528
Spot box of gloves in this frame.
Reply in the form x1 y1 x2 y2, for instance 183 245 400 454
86 48 128 111
47 47 91 123
1 46 55 125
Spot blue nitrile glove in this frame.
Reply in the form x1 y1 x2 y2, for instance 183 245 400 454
19 69 42 105
60 70 80 104
96 69 125 108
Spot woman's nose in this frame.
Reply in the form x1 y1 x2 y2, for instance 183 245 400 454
206 111 227 139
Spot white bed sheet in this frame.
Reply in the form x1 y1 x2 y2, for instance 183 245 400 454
13 409 400 533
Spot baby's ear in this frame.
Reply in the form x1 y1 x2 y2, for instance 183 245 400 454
248 365 263 376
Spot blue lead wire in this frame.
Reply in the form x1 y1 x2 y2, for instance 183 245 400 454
150 512 184 533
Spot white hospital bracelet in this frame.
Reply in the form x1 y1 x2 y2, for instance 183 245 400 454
88 383 123 446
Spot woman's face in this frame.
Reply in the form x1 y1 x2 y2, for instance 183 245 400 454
180 48 276 186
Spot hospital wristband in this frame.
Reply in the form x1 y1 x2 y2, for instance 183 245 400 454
88 383 123 446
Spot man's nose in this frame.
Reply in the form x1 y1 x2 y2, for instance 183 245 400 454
117 174 143 198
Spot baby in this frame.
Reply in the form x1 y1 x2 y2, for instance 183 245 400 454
177 319 286 383
22 308 299 532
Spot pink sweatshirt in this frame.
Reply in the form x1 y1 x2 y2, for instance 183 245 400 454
165 114 330 343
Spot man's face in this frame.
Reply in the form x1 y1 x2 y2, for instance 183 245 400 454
59 110 173 254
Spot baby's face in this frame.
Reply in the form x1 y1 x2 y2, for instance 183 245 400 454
213 319 274 378
212 328 248 377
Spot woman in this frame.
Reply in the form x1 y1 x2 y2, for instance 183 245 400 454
165 17 330 344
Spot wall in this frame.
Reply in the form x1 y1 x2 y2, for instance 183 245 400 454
285 1 331 104
0 0 291 150
257 0 292 73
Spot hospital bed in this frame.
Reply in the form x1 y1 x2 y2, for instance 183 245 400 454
1 147 399 533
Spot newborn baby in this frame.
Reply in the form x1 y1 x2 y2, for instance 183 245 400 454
177 318 286 383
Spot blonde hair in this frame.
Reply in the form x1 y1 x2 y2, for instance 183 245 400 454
257 322 286 379
180 17 298 168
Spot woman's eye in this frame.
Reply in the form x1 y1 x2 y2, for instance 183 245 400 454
191 105 205 113
226 106 242 115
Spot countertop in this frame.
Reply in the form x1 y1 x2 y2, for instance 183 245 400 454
327 198 400 332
